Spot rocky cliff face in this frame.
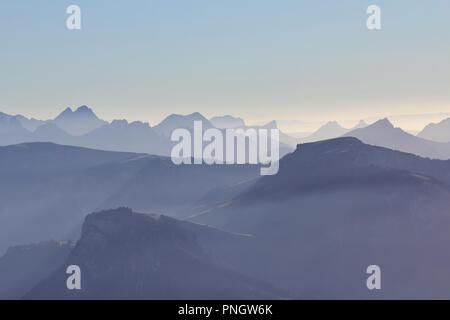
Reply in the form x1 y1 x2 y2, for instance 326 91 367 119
25 208 285 300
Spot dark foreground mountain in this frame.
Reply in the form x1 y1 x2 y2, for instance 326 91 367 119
192 138 450 299
0 143 259 254
25 208 285 300
0 241 72 299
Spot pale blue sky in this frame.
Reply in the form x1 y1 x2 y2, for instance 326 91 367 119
0 0 449 126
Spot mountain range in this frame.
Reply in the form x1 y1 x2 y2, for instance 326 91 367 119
344 118 450 159
0 142 260 253
2 106 450 299
190 137 450 298
0 107 295 157
3 106 450 161
300 120 368 143
0 137 450 298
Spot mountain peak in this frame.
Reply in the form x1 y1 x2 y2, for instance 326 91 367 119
53 106 107 136
56 106 98 120
75 105 94 114
371 118 394 129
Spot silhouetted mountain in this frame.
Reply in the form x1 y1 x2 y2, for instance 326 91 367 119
192 138 450 298
302 121 349 143
210 115 245 129
32 123 74 145
0 143 259 253
352 120 368 130
418 118 450 143
0 108 297 157
0 241 72 299
25 208 284 300
0 113 33 145
52 106 107 136
345 118 450 159
14 115 46 131
78 120 169 156
154 112 214 139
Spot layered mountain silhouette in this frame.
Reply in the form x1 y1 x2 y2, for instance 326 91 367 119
207 116 297 150
53 106 107 136
79 120 169 155
25 208 284 300
0 107 296 157
3 106 450 299
345 118 450 159
0 113 33 145
418 118 450 143
0 142 259 253
192 137 450 298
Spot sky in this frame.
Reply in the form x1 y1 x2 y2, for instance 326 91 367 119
0 0 449 131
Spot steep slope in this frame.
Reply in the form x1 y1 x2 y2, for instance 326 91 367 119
0 241 72 299
418 118 450 143
192 138 450 299
345 118 450 159
25 208 284 300
0 143 259 253
52 106 107 136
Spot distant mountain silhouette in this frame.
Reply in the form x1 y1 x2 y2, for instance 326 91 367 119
0 107 297 157
351 120 368 130
210 115 245 129
192 137 450 298
345 118 450 159
14 115 46 131
154 112 214 139
418 118 450 143
52 106 107 136
301 121 349 143
78 120 169 155
25 208 284 300
0 241 72 299
0 113 33 145
155 113 295 156
32 123 74 145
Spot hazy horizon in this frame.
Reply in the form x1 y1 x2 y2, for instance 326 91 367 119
1 0 450 131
